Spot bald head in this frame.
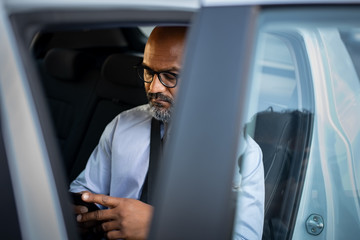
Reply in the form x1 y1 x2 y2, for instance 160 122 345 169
147 26 187 46
144 26 187 72
143 26 187 122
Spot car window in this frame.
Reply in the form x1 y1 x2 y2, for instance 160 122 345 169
29 23 189 239
139 26 155 37
240 28 314 240
251 33 299 112
242 7 360 240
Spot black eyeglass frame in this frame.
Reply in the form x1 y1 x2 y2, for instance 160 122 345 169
134 64 179 88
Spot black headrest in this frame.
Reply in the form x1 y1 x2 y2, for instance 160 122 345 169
101 54 143 88
44 48 94 81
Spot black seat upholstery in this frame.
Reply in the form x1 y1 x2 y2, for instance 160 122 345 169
68 53 148 181
38 48 100 175
246 108 313 240
38 47 148 182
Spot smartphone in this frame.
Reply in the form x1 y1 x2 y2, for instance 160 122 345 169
71 192 100 212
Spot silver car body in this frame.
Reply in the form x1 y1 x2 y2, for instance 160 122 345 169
1 0 360 239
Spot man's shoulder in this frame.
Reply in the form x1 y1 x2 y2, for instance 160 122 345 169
116 104 151 122
102 104 151 140
241 135 263 179
246 135 262 155
107 104 152 131
121 104 151 117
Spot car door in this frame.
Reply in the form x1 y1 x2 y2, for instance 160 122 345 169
2 1 196 239
150 3 360 240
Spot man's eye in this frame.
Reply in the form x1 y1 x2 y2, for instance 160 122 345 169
161 72 177 81
144 69 154 78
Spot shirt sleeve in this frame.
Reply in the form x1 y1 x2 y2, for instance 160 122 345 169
232 136 265 240
69 116 119 195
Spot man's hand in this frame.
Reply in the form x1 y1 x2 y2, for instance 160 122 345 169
76 192 154 240
73 192 103 238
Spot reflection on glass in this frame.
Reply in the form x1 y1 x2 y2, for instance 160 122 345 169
233 28 315 239
234 8 360 240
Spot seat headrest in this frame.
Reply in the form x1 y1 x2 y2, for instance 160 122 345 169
44 48 94 81
101 54 143 88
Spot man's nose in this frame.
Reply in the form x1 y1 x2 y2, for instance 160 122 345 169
149 74 166 93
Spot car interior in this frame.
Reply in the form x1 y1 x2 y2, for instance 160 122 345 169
30 26 314 240
32 27 149 183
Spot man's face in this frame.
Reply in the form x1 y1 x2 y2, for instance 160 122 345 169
143 27 185 122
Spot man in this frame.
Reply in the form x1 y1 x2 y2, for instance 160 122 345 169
70 26 264 240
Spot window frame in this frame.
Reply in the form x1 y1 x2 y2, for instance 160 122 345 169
7 7 195 240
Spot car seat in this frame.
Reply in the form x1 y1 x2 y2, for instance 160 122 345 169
68 53 148 181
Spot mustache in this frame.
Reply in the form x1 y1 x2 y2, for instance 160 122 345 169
147 92 173 104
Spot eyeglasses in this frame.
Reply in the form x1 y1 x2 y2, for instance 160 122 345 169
135 65 179 88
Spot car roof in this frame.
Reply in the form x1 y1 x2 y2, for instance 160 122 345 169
3 0 360 13
2 0 200 14
3 0 360 15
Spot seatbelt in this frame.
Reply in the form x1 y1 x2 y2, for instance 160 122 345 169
140 118 163 204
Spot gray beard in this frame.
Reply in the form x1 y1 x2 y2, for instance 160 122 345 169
149 103 173 123
147 92 174 123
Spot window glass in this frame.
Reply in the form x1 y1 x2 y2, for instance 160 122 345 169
239 7 360 240
253 33 298 112
237 28 314 240
139 26 155 37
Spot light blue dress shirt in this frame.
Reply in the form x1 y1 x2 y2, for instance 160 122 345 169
70 104 264 240
232 136 265 240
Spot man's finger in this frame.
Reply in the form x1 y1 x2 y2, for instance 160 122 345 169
81 192 120 208
78 220 99 229
73 205 88 214
106 230 125 240
101 220 121 232
77 208 113 222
